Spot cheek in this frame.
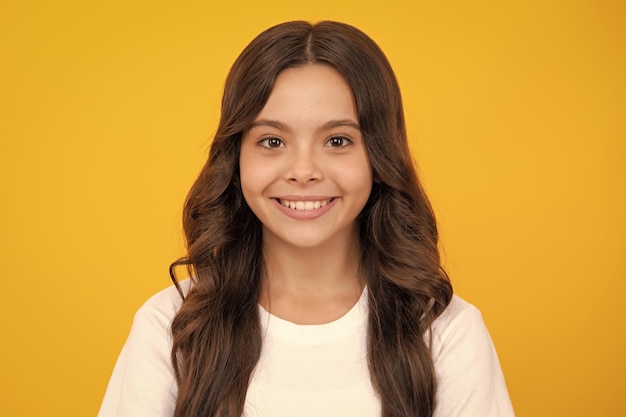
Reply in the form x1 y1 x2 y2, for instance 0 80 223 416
239 153 256 202
341 155 373 187
239 165 259 203
332 159 373 205
239 153 276 199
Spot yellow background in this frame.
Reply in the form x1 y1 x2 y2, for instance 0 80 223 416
1 0 624 416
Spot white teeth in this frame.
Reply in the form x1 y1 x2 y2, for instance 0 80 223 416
281 199 330 211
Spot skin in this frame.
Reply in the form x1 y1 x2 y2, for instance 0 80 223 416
239 64 373 324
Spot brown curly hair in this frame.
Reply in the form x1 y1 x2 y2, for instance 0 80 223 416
170 20 453 417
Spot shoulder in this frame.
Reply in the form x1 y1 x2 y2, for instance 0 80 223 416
123 279 191 345
430 294 492 362
432 295 481 334
429 295 516 416
436 294 480 323
122 278 193 357
97 280 192 417
133 279 191 324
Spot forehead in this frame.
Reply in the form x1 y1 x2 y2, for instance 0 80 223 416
254 64 358 126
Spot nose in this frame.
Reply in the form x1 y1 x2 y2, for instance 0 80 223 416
285 147 322 184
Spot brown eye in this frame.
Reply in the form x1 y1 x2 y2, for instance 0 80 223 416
258 137 284 148
325 136 352 147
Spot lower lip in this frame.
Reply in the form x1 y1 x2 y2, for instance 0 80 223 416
272 198 336 220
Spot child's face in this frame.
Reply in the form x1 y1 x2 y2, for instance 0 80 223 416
240 64 373 251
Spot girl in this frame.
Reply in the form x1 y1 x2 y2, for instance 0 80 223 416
98 21 515 417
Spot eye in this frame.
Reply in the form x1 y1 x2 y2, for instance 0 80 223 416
325 135 352 148
258 136 285 148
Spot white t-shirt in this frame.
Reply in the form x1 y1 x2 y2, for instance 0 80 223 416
98 281 515 417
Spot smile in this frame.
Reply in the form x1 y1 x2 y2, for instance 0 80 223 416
278 199 332 211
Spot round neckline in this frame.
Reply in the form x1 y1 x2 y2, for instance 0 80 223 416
258 287 368 345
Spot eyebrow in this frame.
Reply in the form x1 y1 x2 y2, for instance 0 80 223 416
248 119 290 131
322 119 361 131
248 119 361 132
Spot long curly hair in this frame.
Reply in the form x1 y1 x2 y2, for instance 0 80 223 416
170 20 453 417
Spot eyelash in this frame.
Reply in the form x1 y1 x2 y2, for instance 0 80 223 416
325 135 352 148
256 135 353 149
257 136 284 148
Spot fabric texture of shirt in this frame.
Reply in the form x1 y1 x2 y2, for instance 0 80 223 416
98 280 515 417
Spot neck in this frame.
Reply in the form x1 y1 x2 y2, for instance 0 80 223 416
260 228 364 324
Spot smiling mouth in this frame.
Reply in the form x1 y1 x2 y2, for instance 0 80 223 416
277 199 333 211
